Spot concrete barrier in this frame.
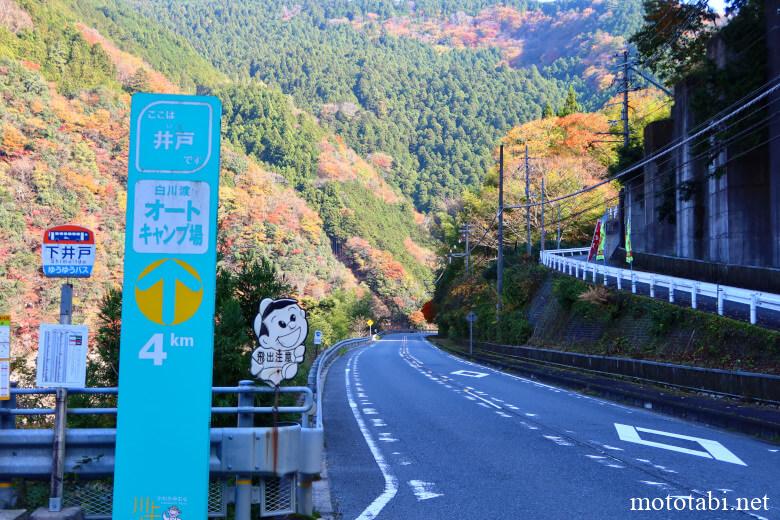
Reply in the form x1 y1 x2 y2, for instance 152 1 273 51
478 342 780 402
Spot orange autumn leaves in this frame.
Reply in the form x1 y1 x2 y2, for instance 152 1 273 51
461 111 619 248
76 24 179 95
317 137 400 204
355 4 624 89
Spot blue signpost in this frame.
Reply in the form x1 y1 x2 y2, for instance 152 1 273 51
113 93 222 519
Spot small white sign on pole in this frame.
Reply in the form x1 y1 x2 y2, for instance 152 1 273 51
0 315 10 400
314 330 323 345
36 324 88 388
0 360 9 400
250 298 309 387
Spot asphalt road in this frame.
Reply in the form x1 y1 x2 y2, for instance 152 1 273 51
323 334 780 520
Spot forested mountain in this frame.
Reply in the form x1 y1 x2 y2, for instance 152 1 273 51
432 87 669 342
0 0 434 357
131 0 643 210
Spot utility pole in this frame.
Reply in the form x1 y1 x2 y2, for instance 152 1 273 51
621 49 630 149
540 176 546 252
497 144 504 329
525 143 532 256
460 222 471 274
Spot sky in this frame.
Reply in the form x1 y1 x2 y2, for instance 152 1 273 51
708 0 726 14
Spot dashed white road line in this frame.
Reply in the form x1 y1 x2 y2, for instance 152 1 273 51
345 351 398 519
407 480 443 501
464 389 502 409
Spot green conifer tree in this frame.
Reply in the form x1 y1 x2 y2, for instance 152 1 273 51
557 86 581 117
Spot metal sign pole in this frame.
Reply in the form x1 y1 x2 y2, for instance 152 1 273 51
235 380 253 520
466 311 476 357
50 282 72 512
469 320 473 357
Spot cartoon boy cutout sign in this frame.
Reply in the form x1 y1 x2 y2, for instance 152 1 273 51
162 506 181 520
250 298 308 386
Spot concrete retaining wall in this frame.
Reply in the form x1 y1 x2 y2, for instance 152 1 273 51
477 341 780 402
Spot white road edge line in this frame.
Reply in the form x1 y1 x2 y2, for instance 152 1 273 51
345 350 398 519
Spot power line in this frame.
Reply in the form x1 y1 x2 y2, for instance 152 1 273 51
547 123 780 231
500 95 778 246
519 77 780 209
499 103 780 242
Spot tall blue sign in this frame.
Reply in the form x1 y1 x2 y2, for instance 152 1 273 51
113 93 221 519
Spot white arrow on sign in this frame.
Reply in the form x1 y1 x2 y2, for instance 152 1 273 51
614 423 746 466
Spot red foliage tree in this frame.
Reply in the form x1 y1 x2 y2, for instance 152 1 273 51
420 300 437 322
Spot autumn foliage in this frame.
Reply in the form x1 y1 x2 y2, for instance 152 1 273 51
0 55 355 355
356 4 626 90
318 137 400 204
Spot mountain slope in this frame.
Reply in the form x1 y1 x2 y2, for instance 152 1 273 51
0 0 433 360
73 0 434 316
130 0 643 210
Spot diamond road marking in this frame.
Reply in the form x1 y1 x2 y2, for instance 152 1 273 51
450 370 489 378
615 423 746 466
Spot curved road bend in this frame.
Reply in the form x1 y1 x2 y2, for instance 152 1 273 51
323 333 779 520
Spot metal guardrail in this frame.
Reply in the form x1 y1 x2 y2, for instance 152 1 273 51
1 332 400 516
540 248 780 325
0 382 319 518
308 336 371 429
3 385 313 416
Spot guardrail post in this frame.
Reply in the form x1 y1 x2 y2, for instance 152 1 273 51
631 272 636 294
650 276 655 298
575 264 578 278
592 266 596 283
750 293 758 325
691 283 698 309
617 273 622 290
603 267 608 286
669 281 675 303
235 380 254 520
717 287 724 316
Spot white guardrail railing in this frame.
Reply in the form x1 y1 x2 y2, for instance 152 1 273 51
540 248 780 325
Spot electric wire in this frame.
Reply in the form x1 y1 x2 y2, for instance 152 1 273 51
518 77 780 209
